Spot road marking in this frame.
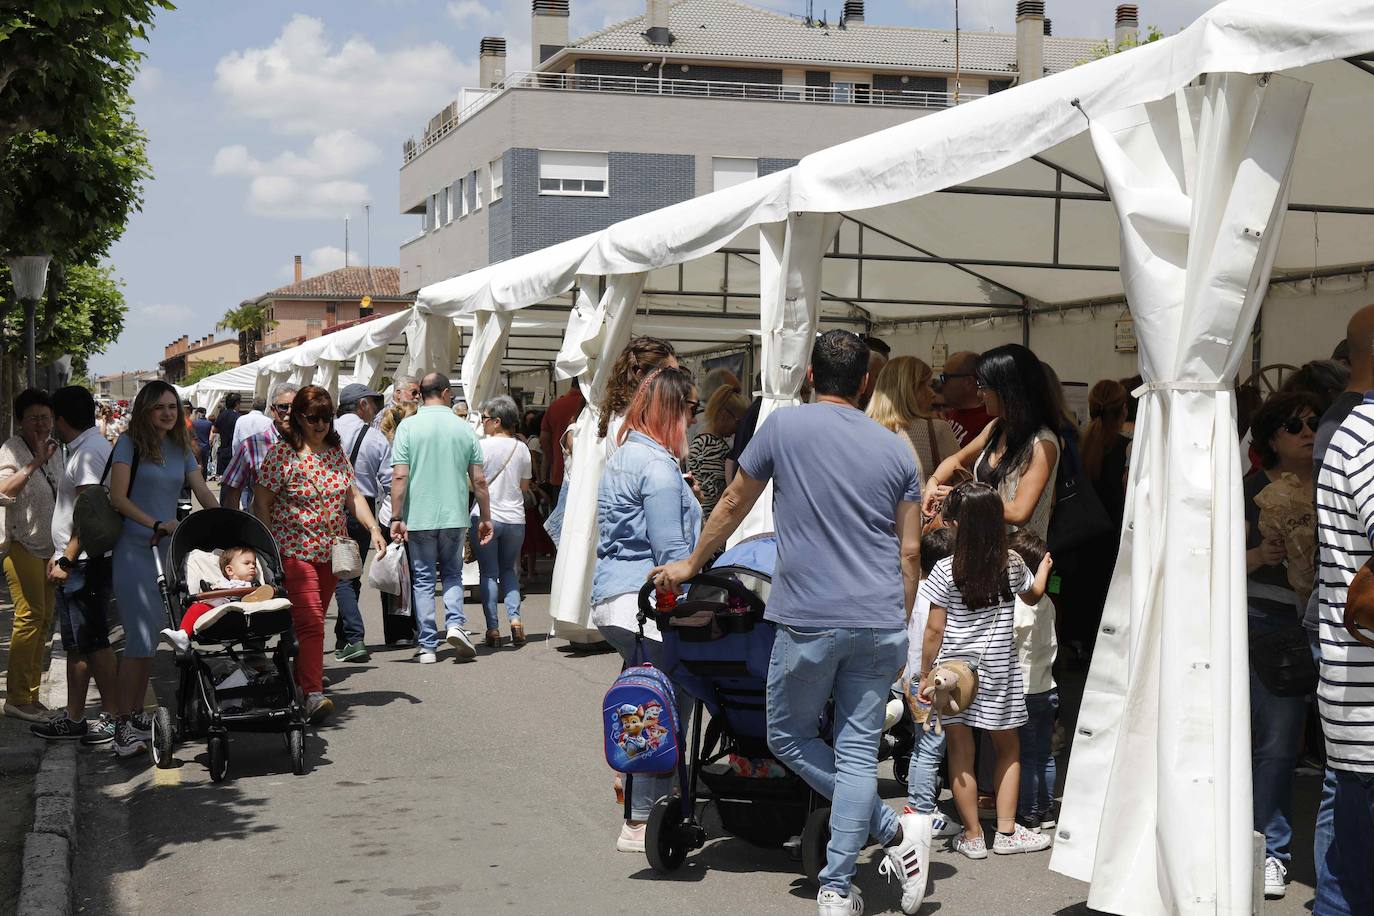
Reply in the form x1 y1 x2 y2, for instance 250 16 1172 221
153 766 181 787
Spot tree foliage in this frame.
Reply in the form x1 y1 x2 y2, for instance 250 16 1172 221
1083 25 1166 62
182 359 229 385
0 262 126 375
218 302 275 365
0 0 173 145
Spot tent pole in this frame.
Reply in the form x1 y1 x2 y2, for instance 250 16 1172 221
1021 303 1031 348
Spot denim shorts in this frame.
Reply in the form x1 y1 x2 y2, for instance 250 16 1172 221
56 558 114 653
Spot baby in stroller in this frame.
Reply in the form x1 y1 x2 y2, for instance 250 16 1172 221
159 545 274 654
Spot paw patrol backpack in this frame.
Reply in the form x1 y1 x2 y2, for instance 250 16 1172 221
602 662 679 774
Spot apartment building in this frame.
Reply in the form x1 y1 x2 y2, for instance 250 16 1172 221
160 333 241 384
251 258 415 354
398 0 1131 293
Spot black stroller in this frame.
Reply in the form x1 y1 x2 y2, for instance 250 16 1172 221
150 508 306 781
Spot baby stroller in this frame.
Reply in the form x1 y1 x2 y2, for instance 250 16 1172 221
633 537 837 884
149 507 305 781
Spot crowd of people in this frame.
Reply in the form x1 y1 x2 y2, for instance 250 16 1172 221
2 312 1371 914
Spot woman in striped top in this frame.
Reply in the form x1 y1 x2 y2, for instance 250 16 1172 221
919 483 1054 859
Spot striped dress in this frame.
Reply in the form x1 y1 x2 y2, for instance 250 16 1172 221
919 551 1035 730
1314 400 1374 774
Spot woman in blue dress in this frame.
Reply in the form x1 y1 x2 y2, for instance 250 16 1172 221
108 381 219 759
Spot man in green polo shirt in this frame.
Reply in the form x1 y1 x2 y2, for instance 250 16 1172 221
390 371 493 664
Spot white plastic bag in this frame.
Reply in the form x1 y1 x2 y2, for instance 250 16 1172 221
367 541 407 596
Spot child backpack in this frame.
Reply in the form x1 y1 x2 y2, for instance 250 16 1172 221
602 662 679 775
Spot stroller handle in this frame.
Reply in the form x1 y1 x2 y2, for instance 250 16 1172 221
637 572 767 617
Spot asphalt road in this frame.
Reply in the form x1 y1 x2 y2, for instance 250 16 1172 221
70 579 1322 916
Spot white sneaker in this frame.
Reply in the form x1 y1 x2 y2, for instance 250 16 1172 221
953 833 988 859
159 628 191 654
930 811 962 839
417 651 437 665
817 885 863 916
883 698 902 731
992 823 1052 855
1264 856 1287 899
878 812 929 914
446 626 476 660
616 822 645 853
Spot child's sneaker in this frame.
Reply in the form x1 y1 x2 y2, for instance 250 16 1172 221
953 833 988 859
160 627 191 654
878 813 929 914
992 823 1052 855
616 822 645 853
817 885 864 915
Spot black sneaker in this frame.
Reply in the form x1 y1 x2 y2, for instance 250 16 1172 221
31 715 87 741
82 713 117 746
129 710 153 740
113 718 148 758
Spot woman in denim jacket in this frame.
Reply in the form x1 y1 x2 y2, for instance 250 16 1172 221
591 366 702 854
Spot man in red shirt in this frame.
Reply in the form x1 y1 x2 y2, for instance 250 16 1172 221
539 386 585 494
940 351 994 447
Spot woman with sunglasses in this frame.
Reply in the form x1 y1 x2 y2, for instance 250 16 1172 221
255 386 387 723
591 367 702 854
472 395 533 648
107 380 221 758
1243 390 1321 898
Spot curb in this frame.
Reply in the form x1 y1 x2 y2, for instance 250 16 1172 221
17 635 76 916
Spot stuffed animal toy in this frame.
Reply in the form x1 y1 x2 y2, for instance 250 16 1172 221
919 661 979 736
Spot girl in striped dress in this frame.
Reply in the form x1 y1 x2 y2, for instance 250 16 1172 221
918 483 1054 859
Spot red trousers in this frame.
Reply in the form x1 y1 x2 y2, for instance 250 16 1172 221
179 602 217 635
282 558 337 696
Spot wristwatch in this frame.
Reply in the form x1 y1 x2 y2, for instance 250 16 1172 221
56 556 75 571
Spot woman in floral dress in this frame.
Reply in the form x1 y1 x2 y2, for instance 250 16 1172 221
255 386 386 723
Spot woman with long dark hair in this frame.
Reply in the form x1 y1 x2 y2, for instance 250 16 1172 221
255 386 386 723
923 344 1061 537
591 367 701 854
107 380 220 757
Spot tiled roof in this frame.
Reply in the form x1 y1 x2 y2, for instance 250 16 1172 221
567 0 1102 75
260 266 412 301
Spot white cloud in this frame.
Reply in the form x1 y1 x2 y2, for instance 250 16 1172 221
213 130 379 180
133 303 195 323
447 0 498 28
278 246 364 281
242 175 370 220
132 65 163 93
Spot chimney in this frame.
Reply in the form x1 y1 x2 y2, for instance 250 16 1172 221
1015 0 1045 83
479 36 507 87
531 0 569 68
1115 4 1139 49
842 1 864 24
293 254 302 282
644 0 673 46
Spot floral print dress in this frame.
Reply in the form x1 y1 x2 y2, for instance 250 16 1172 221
257 442 355 563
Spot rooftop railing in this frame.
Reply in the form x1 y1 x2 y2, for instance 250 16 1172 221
402 70 985 164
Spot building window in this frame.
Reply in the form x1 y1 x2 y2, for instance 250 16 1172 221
449 179 460 222
490 158 503 201
424 195 435 232
461 175 469 217
538 149 609 196
306 319 322 333
473 168 482 211
439 187 449 226
712 157 757 192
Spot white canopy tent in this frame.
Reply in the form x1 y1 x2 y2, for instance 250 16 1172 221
404 3 1374 912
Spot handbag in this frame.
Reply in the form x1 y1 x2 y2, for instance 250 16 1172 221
332 538 363 579
1046 437 1113 556
72 446 139 557
1249 625 1318 697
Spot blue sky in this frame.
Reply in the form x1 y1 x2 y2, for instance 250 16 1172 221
93 0 1216 375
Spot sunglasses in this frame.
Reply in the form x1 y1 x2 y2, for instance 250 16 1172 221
271 403 292 414
686 400 703 417
939 372 975 385
300 413 332 425
1280 416 1319 435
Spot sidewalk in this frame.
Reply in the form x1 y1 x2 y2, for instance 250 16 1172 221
0 579 49 916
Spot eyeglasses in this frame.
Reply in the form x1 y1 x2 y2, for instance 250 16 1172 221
939 372 974 385
1280 416 1319 435
271 403 291 415
686 400 703 417
300 413 331 425
480 415 494 423
975 380 987 391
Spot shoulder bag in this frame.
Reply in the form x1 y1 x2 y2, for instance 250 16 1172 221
73 445 139 557
1046 435 1113 556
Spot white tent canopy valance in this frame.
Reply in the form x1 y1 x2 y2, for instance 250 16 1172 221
404 3 1374 913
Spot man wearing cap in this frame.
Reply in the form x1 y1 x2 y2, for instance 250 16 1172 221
332 383 391 661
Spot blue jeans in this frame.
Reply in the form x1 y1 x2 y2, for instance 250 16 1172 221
906 725 946 814
408 527 468 652
1313 769 1374 916
598 625 687 821
766 625 906 896
1019 689 1059 822
332 528 370 647
472 522 524 630
1249 615 1308 864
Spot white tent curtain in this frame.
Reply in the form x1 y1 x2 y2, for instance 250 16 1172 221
401 311 460 379
728 212 842 545
1049 73 1310 916
548 272 649 640
314 360 339 396
351 346 387 390
460 310 514 408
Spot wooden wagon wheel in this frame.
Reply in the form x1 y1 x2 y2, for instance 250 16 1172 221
1244 363 1299 395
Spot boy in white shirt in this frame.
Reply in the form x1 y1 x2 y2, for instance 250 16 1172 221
1008 529 1059 831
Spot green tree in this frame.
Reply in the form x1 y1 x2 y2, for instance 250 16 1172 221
0 0 174 144
218 302 275 365
182 359 229 385
1082 25 1166 62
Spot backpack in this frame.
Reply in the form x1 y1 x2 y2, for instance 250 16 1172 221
72 445 139 557
602 661 679 775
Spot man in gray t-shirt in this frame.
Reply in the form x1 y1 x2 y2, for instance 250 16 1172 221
653 330 926 914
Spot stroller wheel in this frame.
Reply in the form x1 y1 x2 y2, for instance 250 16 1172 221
892 752 911 788
645 797 690 872
208 733 230 783
288 727 306 776
801 806 831 887
150 707 176 769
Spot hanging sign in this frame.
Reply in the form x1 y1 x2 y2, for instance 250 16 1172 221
1114 317 1138 353
931 341 948 371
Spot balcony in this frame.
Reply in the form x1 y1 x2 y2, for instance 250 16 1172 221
402 70 986 164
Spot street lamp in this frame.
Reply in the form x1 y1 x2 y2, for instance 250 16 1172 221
6 254 51 389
